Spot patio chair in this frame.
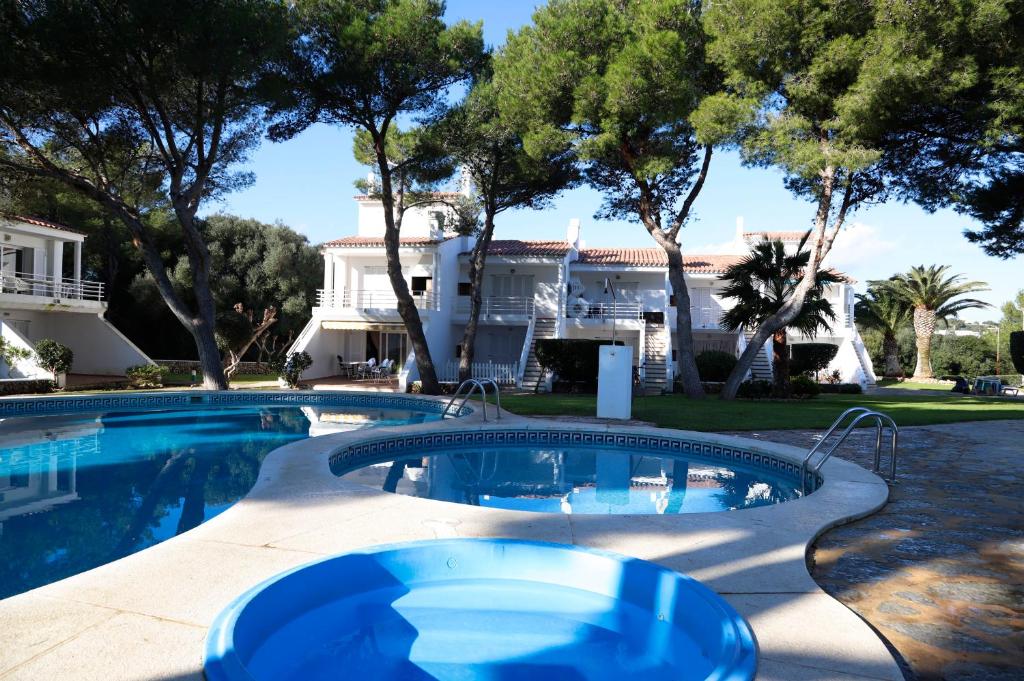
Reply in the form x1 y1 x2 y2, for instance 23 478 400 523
357 358 377 380
337 355 348 377
372 359 394 383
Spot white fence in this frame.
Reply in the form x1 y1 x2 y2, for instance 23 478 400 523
437 360 519 385
316 288 435 310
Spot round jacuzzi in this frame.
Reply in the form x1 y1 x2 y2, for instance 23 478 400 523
205 539 757 680
331 428 813 514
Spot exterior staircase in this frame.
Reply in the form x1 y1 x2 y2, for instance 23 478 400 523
744 330 774 381
643 322 669 394
522 318 558 392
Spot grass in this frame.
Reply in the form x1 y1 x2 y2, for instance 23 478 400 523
875 378 956 391
495 391 1024 431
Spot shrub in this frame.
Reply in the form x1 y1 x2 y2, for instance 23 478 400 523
535 339 622 391
736 379 773 399
789 343 838 377
790 374 820 398
819 383 863 394
695 350 737 382
34 339 74 375
277 351 313 388
1010 331 1024 375
931 335 996 378
126 364 167 388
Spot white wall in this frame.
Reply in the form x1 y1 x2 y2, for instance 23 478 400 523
1 312 150 376
356 199 457 238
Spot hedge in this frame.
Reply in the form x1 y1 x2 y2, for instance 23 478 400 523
695 350 737 382
1011 331 1024 375
790 343 838 376
534 339 623 390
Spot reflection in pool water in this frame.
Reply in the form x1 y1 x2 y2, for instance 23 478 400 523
0 404 438 599
340 446 803 515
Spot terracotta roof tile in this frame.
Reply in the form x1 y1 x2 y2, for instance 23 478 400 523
353 191 463 201
469 240 572 258
681 254 742 274
577 248 667 266
322 235 440 248
2 214 86 236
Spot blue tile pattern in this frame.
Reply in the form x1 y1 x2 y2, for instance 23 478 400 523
0 391 469 418
330 428 817 487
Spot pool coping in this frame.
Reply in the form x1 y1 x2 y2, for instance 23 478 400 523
0 395 900 681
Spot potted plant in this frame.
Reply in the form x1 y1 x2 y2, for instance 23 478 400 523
34 339 74 389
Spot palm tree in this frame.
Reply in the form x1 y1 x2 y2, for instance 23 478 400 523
719 233 846 396
855 287 912 377
872 266 989 379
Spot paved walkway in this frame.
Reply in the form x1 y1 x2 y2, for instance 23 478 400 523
731 421 1024 681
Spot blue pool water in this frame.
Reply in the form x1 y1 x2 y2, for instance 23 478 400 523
205 540 757 681
339 445 803 514
0 401 439 599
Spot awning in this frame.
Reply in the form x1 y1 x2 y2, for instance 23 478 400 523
321 321 406 332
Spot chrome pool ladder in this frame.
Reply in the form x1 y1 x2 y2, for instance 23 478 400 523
801 407 899 490
442 378 502 421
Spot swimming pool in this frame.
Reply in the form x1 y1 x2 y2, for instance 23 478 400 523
332 429 811 515
0 392 453 599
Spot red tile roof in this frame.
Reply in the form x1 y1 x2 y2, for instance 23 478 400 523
578 248 667 267
577 248 739 273
471 240 573 258
743 231 809 242
322 235 441 248
2 214 86 236
353 191 464 201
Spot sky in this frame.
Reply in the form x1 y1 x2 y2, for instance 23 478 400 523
213 0 1020 324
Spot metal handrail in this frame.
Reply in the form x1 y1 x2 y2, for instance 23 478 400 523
801 407 899 488
441 378 502 421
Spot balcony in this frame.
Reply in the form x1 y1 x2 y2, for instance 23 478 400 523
316 288 435 311
568 300 643 321
455 296 534 317
1 271 104 303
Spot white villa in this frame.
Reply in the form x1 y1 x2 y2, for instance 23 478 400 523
0 215 152 381
293 196 876 391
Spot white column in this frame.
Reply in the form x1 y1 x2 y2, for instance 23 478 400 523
73 241 82 282
322 254 334 292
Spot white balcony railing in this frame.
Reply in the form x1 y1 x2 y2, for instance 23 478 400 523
455 296 534 317
316 288 435 310
568 300 644 320
1 271 104 302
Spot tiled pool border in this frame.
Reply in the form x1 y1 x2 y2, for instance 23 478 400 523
329 427 821 489
0 390 471 418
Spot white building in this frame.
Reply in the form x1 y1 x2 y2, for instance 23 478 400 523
0 215 152 380
293 198 876 391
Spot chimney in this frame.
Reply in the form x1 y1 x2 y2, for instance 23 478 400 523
366 171 377 193
567 218 582 249
459 165 473 197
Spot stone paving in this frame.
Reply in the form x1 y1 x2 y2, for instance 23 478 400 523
729 421 1024 681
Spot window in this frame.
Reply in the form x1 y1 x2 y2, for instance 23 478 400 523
642 311 665 324
457 282 472 296
411 276 432 293
669 294 676 306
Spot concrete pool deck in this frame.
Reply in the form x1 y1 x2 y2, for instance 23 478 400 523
0 401 900 681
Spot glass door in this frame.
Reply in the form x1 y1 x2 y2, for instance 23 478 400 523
380 331 408 368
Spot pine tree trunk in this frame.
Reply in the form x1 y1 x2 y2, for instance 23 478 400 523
772 330 790 397
664 245 704 398
912 307 936 379
458 210 495 383
373 135 440 394
882 332 902 377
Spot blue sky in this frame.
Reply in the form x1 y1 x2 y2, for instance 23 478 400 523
214 0 1020 323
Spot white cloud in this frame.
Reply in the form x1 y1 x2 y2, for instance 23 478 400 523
823 221 898 270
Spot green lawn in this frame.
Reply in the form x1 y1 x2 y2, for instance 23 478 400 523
495 392 1024 431
875 378 957 391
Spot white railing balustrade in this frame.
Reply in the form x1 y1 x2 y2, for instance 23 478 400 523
437 359 519 385
569 300 644 320
316 288 435 310
455 296 534 316
0 271 104 301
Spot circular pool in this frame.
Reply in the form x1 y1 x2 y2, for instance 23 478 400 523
331 428 812 514
205 539 757 681
0 391 462 599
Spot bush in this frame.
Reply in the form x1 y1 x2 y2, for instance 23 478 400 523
790 343 838 376
736 379 773 399
819 383 863 394
931 335 996 378
695 350 737 382
126 364 167 388
1010 331 1024 375
34 339 74 375
535 339 622 391
790 374 820 398
277 351 312 388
